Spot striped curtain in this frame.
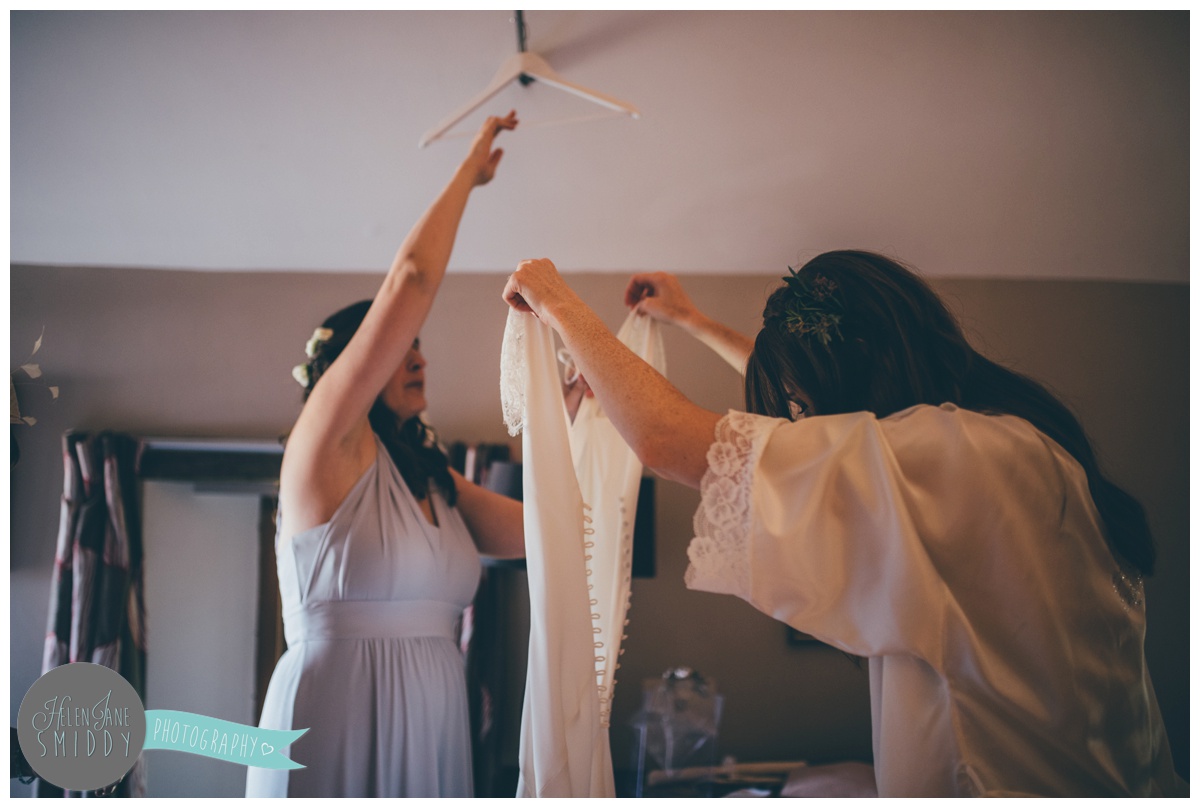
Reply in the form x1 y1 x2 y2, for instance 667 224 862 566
37 431 147 797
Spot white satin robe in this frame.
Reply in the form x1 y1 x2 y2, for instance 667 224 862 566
686 404 1185 797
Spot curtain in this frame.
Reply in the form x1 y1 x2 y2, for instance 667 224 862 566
36 431 147 797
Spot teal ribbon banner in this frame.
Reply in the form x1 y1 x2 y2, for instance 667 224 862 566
143 710 307 769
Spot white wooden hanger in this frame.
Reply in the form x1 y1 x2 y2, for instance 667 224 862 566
419 12 640 148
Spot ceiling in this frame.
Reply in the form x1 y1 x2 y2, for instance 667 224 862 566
10 10 1188 281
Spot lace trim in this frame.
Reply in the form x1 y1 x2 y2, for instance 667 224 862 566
685 410 780 596
499 308 527 436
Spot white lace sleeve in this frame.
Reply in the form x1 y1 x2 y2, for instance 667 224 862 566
685 410 785 597
499 308 527 436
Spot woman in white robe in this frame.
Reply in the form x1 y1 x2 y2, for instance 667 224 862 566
501 253 1185 797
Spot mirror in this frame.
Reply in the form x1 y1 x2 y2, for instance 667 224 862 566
137 440 284 798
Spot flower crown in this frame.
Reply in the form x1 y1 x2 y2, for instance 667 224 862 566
776 268 844 346
292 327 333 387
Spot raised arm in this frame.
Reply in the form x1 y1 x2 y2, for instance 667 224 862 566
625 271 755 374
283 113 517 532
294 112 517 451
504 259 720 488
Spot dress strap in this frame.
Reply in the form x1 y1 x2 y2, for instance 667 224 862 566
283 600 461 645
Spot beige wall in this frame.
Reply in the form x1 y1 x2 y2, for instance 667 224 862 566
10 265 1188 795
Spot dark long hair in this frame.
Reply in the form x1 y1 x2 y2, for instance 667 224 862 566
296 300 457 506
745 250 1154 575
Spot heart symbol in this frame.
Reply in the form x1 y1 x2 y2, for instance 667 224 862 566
261 742 275 756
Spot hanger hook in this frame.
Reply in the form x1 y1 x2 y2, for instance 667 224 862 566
515 10 528 53
514 10 534 86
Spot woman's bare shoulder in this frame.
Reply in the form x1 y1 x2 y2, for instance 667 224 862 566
279 420 377 542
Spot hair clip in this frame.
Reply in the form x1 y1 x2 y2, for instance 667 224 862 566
305 327 334 359
779 268 843 346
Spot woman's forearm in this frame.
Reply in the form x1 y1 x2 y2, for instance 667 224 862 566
678 311 755 374
625 271 754 374
388 165 476 286
292 115 515 453
391 110 516 287
544 292 718 488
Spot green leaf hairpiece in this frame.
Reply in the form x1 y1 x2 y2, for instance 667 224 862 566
779 267 844 346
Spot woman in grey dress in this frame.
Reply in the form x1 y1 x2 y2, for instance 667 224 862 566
246 112 524 797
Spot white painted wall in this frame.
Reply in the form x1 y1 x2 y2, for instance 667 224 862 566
10 11 1187 281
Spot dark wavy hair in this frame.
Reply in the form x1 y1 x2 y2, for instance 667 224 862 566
296 300 456 506
745 250 1154 575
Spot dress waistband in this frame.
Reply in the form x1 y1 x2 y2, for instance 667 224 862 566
283 600 462 644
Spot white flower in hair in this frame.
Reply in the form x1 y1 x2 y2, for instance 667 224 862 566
305 327 334 359
292 363 311 387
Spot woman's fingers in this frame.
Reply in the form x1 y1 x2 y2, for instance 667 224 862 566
624 271 695 324
502 276 532 313
624 271 677 306
496 110 518 131
481 111 518 146
504 258 561 315
469 112 518 185
624 276 652 307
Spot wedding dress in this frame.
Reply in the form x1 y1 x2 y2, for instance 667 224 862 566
500 309 665 798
